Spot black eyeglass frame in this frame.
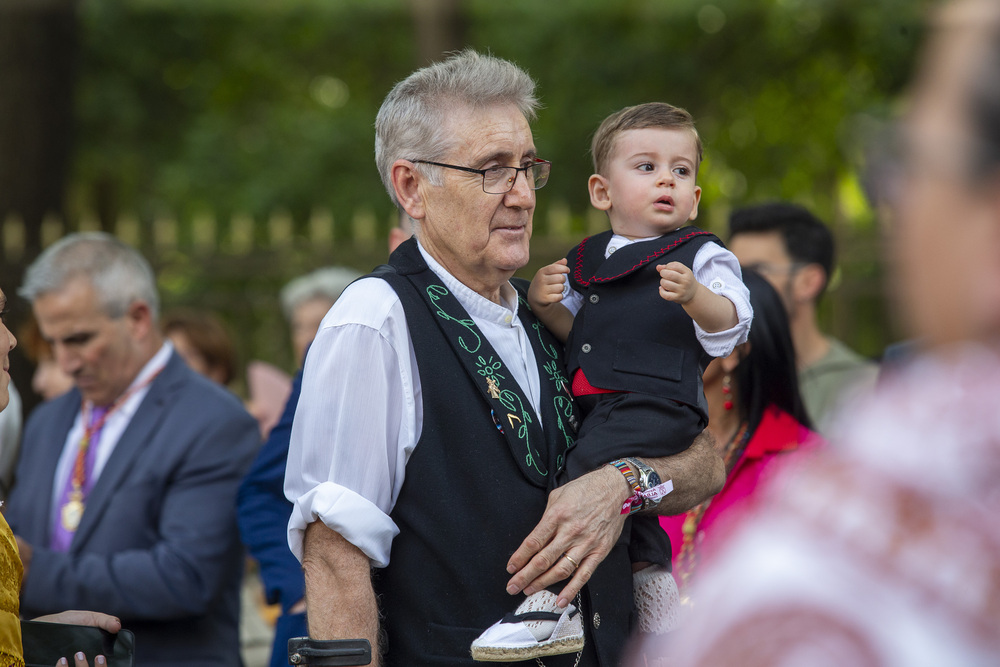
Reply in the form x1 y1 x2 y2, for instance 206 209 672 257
409 157 552 194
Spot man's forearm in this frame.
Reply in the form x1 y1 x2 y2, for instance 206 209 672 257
641 430 724 515
302 521 381 665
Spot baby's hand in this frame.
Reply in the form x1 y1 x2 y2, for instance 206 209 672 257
529 259 570 308
657 262 698 304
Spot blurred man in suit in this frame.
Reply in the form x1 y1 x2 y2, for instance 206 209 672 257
8 232 260 667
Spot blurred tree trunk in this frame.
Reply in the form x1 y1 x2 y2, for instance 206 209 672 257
0 0 78 419
0 0 78 263
409 0 467 65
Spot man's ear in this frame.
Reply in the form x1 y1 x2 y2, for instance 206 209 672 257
588 174 612 211
794 263 827 303
391 159 425 221
127 301 154 339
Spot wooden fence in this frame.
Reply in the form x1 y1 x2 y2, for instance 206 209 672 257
0 203 891 409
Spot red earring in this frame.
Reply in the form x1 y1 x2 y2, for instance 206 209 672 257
722 374 733 411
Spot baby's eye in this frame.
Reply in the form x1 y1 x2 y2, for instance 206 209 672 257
638 163 654 172
674 166 690 177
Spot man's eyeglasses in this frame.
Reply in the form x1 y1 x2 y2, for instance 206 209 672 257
410 158 551 194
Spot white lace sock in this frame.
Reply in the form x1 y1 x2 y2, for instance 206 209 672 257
633 565 681 634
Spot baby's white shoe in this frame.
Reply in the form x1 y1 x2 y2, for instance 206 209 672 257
470 590 584 662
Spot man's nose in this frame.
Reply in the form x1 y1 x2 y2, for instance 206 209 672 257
505 168 535 204
54 345 80 375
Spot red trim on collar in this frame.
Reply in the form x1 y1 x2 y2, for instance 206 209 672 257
572 230 715 287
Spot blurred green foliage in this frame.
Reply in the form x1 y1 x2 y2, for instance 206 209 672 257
73 0 926 227
66 0 931 371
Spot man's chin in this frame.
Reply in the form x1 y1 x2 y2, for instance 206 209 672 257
497 250 531 274
77 386 106 405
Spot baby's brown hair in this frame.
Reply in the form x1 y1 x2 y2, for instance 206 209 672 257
591 102 702 176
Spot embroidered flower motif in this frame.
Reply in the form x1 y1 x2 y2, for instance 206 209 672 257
477 356 505 380
543 360 568 394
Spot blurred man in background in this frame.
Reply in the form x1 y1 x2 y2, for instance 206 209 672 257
727 203 878 431
7 232 259 667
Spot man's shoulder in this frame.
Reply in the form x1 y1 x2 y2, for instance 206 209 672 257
23 390 78 432
801 338 878 392
323 275 403 329
159 356 255 427
799 338 879 429
817 338 879 374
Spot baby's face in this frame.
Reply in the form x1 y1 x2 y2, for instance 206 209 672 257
592 127 701 239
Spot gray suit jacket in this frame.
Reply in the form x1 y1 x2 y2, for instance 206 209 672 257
6 351 260 666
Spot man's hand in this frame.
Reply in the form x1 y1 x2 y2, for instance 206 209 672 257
505 465 629 608
657 262 698 304
505 430 723 609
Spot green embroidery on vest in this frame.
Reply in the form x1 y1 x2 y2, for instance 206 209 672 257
498 389 546 476
555 395 578 467
542 360 568 394
476 356 505 381
519 294 558 361
427 284 481 353
426 282 547 477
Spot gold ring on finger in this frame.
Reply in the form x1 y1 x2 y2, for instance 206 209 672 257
563 553 579 570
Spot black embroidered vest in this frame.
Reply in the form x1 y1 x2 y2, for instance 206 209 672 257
370 239 631 667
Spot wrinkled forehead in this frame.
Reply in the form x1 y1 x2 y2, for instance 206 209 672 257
443 102 535 161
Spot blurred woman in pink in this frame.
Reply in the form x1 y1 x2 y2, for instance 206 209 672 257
659 268 821 596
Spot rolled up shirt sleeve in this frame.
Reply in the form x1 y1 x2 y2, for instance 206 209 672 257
284 278 418 568
692 243 753 358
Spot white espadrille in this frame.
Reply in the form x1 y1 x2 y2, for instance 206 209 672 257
470 590 584 662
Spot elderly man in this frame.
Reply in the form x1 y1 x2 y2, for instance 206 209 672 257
284 50 724 666
7 233 260 666
637 1 1000 665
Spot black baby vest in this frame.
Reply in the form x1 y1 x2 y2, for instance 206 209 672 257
564 227 723 422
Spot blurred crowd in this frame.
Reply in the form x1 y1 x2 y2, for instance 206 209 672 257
0 1 997 665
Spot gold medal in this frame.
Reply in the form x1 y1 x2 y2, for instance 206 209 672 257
61 491 85 532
